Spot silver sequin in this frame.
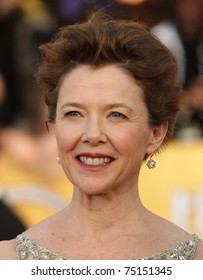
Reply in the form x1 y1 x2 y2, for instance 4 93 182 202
16 233 200 260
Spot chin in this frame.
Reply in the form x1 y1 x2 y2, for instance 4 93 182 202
75 182 111 196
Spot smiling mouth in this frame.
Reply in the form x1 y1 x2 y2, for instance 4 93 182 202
78 156 114 166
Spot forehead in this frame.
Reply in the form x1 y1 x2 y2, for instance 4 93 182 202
58 64 144 103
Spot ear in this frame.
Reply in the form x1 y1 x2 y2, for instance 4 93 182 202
146 121 168 154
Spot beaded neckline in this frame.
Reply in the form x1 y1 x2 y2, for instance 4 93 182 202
16 233 200 260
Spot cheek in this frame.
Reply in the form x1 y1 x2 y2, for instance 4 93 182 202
110 126 150 158
109 125 143 145
55 124 80 153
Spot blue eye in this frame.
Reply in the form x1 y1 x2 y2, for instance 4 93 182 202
110 112 127 119
66 111 80 117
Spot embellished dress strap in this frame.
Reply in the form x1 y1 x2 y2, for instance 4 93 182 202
16 234 67 260
16 233 201 260
141 234 201 260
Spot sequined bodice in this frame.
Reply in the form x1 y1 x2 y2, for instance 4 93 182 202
16 234 200 260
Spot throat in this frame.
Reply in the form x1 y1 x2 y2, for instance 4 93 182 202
67 189 144 240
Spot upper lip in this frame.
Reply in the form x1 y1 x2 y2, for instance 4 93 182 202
76 153 115 159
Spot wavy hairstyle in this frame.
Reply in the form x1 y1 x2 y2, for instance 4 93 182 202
36 12 182 149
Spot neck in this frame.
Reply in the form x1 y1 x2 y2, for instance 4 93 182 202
65 184 145 240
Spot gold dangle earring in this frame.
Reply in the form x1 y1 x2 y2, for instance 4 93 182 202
146 154 156 169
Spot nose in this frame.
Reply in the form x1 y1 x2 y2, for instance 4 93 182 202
81 116 107 145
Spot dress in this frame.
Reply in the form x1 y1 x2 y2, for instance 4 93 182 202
16 233 200 260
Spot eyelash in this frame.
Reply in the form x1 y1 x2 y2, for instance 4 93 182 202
109 112 127 119
65 111 81 117
64 111 127 119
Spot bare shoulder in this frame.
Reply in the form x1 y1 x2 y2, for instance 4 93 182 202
194 239 203 260
148 211 194 243
0 239 17 260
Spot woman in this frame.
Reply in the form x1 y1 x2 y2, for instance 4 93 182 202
0 12 202 260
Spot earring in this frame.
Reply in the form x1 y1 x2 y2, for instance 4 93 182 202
57 156 61 165
147 155 156 169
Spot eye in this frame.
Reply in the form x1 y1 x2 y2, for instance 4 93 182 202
110 111 127 119
65 111 80 117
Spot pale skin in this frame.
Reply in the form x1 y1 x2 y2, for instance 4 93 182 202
0 64 203 259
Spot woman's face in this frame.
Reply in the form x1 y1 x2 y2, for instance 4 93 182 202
55 64 162 195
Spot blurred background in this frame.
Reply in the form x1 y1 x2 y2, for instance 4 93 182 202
0 0 203 240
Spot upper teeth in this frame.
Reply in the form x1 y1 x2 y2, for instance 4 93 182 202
79 156 111 166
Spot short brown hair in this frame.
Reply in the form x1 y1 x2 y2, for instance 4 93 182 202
36 12 182 148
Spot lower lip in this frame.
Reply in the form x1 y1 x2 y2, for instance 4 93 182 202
76 158 114 171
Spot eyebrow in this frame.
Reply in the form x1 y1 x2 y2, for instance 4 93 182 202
104 103 134 113
60 102 85 109
60 102 134 112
